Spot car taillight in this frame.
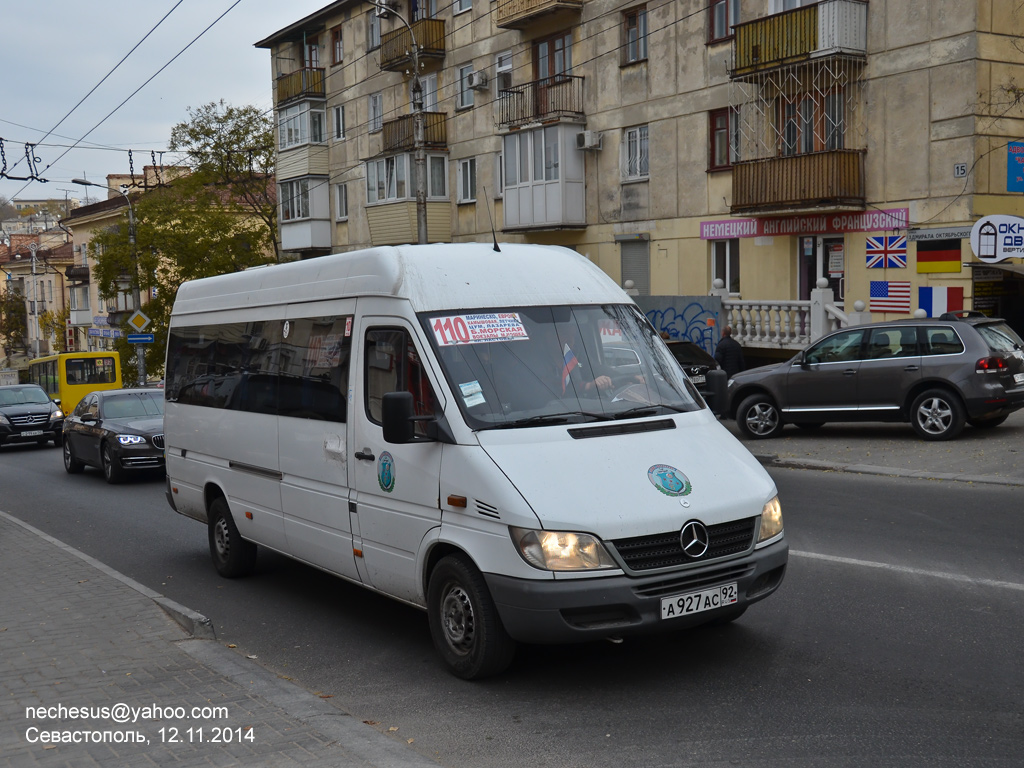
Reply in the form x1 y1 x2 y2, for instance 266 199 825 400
976 356 1008 373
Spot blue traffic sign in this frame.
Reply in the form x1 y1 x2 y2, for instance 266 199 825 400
126 333 155 344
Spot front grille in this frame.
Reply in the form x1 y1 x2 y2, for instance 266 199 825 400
10 413 48 426
633 562 756 599
123 456 164 468
610 517 758 572
152 434 165 449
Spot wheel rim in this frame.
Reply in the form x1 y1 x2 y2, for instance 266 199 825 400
103 445 114 478
213 517 231 561
440 583 476 657
63 441 72 468
916 397 952 435
744 402 779 436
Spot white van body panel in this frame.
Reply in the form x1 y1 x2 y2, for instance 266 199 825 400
475 409 773 540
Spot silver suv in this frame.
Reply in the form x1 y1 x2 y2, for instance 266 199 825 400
728 313 1024 441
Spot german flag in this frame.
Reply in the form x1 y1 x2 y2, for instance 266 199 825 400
916 238 962 273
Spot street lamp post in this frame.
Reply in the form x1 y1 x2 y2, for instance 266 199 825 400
72 178 146 385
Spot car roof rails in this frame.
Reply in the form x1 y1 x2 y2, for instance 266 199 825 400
938 310 986 321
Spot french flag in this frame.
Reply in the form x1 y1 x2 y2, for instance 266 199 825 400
918 286 964 317
561 344 579 393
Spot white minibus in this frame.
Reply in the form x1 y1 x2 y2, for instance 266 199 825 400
163 243 787 678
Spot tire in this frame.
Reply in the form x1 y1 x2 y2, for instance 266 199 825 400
101 442 125 484
910 388 965 441
967 415 1008 429
736 394 784 439
63 440 84 474
208 497 257 578
427 554 516 680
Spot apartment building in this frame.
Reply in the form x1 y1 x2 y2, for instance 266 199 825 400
256 0 1024 347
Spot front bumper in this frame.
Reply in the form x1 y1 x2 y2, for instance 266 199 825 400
0 421 63 444
112 443 166 470
484 537 788 644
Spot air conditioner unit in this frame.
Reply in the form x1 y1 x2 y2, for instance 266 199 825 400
575 130 603 151
466 71 489 91
374 1 396 17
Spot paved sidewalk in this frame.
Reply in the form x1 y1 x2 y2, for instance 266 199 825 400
0 510 442 768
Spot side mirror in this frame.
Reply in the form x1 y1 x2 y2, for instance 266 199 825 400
382 391 416 444
81 413 97 423
799 351 811 369
704 369 728 417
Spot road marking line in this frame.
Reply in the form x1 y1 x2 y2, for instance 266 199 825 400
790 550 1024 592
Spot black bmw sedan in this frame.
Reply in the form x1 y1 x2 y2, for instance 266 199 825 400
63 388 164 483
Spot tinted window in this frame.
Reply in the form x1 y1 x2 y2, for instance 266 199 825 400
65 356 117 384
975 322 1024 356
166 316 352 422
101 392 164 419
365 329 437 437
923 327 965 356
866 327 918 359
0 385 50 406
805 329 865 364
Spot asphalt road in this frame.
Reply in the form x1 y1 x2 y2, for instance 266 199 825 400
1 442 1021 767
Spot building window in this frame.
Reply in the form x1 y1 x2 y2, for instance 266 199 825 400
368 11 380 50
280 178 310 221
621 125 649 181
333 105 346 140
335 184 348 221
709 0 738 43
457 65 475 109
778 92 846 155
369 92 383 133
535 31 572 80
709 108 739 170
331 26 343 65
278 102 326 150
411 73 438 112
365 154 448 204
495 51 513 91
495 152 504 197
712 239 740 294
304 38 319 68
624 7 648 63
457 158 476 203
620 239 650 296
454 0 472 14
825 93 845 150
413 0 438 20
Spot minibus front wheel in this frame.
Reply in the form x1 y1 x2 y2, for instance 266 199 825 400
208 497 257 578
427 554 515 680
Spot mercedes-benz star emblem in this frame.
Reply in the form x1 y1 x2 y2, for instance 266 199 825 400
679 521 710 559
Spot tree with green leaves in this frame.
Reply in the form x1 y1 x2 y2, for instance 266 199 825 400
90 101 277 385
0 285 28 357
38 305 70 353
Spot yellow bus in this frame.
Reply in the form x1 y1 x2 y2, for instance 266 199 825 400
28 351 123 415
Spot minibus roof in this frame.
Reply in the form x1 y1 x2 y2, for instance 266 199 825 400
171 243 631 316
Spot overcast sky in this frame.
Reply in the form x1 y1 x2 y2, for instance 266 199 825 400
1 0 329 207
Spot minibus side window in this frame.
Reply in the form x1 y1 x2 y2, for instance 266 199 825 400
364 329 437 437
277 315 352 422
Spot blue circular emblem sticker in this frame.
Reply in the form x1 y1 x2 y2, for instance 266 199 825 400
648 464 692 497
377 451 395 493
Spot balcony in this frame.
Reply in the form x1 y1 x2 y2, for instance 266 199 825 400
379 19 445 72
731 0 867 79
497 76 585 131
65 265 90 282
275 67 325 105
382 112 447 152
495 0 583 30
730 149 865 214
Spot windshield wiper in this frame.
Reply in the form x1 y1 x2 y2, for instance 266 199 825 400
491 411 610 429
612 404 687 419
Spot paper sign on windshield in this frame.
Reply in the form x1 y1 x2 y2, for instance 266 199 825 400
431 313 529 346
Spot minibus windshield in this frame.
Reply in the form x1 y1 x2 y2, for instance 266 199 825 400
422 304 704 430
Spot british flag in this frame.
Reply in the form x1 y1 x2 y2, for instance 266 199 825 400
865 235 907 269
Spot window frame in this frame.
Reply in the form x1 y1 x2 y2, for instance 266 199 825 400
278 102 326 150
708 107 739 171
453 0 472 15
368 11 381 51
335 183 348 221
365 153 448 205
621 124 650 182
457 65 475 109
457 158 477 203
623 7 648 64
534 31 573 81
330 25 343 65
708 0 739 43
279 178 311 222
711 238 741 295
369 92 383 133
333 104 346 141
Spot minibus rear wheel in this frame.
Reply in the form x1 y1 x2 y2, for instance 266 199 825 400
427 555 515 680
208 497 257 578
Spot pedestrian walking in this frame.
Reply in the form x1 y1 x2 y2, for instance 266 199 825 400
714 325 746 378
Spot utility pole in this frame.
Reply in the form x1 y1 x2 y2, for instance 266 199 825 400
373 1 427 244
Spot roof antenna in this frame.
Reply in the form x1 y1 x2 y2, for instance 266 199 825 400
482 186 501 252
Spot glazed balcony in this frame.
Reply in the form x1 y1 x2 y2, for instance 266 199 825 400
731 0 867 79
381 112 448 152
730 149 865 214
379 19 445 72
275 67 325 105
495 0 583 30
496 75 585 130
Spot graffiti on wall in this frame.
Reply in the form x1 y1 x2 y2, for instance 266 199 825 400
634 296 723 355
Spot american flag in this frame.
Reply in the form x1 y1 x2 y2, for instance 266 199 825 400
866 235 907 268
870 281 911 313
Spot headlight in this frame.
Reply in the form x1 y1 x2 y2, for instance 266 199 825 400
758 496 783 543
117 434 146 445
510 527 617 571
0 413 9 426
50 409 63 421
